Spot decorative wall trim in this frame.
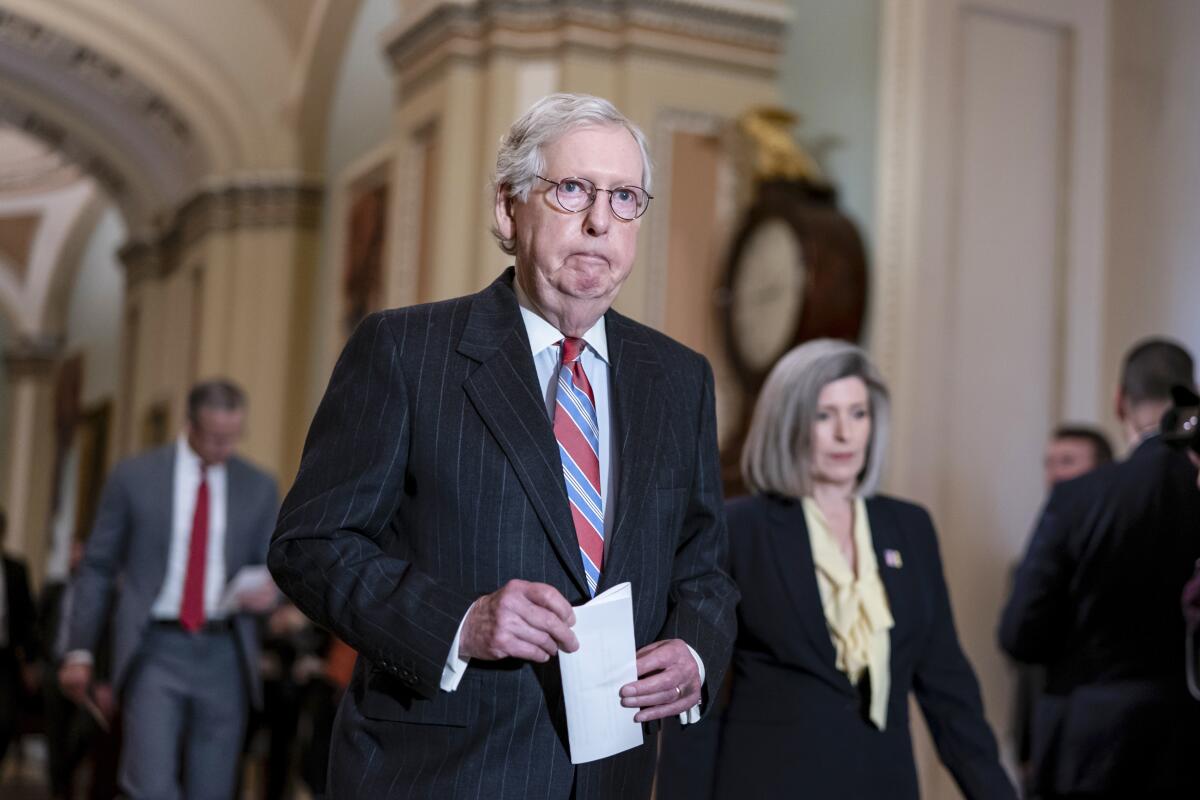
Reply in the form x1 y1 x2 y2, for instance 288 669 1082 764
0 7 203 205
4 333 62 377
118 179 324 287
646 108 730 329
870 0 919 391
0 9 194 150
385 0 787 90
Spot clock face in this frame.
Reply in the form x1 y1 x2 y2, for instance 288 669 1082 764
729 218 806 374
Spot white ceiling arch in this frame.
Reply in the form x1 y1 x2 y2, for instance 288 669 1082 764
0 0 326 234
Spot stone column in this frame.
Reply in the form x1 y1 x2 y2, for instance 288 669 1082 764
3 335 61 575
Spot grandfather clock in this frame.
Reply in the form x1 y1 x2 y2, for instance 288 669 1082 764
717 108 869 496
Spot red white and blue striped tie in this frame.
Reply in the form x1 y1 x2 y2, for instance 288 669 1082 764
553 337 604 596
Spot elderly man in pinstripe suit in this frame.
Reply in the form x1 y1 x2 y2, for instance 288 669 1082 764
270 93 737 799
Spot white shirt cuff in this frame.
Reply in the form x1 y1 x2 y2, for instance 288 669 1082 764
440 602 475 692
679 643 705 725
64 650 94 667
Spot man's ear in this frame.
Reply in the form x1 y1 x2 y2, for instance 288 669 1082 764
494 186 516 242
1115 388 1127 422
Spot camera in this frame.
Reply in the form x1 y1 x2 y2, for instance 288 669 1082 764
1161 385 1200 456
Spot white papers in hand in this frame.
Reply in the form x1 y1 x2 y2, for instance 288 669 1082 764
558 582 643 764
218 565 275 614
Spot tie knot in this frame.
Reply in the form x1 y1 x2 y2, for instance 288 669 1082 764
561 337 586 364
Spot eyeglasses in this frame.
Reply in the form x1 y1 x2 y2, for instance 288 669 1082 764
535 176 653 221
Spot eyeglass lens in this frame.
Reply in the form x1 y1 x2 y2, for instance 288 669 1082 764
553 177 649 220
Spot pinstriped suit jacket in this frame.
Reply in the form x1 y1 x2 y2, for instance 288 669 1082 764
270 269 737 799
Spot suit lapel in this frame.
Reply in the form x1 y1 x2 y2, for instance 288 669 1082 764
146 445 177 596
764 498 842 673
459 271 588 596
596 312 665 590
224 458 248 576
867 498 907 632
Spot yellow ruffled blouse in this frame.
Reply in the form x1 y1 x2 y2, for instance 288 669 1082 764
801 496 895 730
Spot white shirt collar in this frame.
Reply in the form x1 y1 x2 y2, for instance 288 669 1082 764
513 276 609 363
176 433 225 473
177 433 203 469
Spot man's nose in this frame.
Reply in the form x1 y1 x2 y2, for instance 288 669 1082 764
583 195 612 236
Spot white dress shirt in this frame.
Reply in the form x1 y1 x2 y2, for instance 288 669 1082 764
66 435 231 667
150 435 229 621
440 284 704 725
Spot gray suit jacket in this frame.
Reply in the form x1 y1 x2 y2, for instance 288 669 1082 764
270 269 738 799
68 443 278 708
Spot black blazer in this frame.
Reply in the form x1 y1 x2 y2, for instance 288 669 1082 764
270 270 737 799
1 556 35 665
999 436 1200 796
662 493 1013 800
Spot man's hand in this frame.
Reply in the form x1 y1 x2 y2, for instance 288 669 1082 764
58 660 93 706
237 580 280 614
20 661 43 694
459 580 579 662
93 682 116 721
619 639 701 722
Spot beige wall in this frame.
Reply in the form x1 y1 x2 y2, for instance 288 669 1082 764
874 0 1110 793
1104 0 1200 435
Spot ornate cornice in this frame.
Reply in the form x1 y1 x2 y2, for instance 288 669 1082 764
0 7 204 205
4 334 62 378
0 9 194 151
119 178 324 287
385 1 788 89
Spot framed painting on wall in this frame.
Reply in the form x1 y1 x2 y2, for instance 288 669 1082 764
342 181 390 336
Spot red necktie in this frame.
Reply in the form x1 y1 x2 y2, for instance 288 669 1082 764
180 467 208 632
553 338 604 595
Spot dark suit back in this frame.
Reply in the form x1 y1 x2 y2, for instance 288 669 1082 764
1000 436 1200 795
0 555 36 762
2 556 35 662
271 270 736 799
661 494 1013 800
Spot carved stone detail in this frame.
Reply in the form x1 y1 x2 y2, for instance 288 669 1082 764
4 334 62 378
0 9 194 151
386 0 788 88
119 179 325 288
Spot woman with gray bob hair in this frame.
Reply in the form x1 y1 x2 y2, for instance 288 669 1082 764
491 92 653 255
691 339 1014 799
742 338 890 498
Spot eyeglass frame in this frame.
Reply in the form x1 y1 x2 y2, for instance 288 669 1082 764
534 175 654 221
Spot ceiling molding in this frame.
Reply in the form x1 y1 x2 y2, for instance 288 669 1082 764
119 177 325 289
385 0 789 88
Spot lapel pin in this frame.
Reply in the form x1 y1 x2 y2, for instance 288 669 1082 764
883 549 903 569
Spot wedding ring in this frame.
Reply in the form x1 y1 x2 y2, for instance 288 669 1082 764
675 685 682 697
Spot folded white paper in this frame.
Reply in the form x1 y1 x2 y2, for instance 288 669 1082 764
218 565 275 614
559 582 643 764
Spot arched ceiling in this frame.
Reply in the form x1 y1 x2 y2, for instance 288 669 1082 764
0 0 369 235
0 125 101 338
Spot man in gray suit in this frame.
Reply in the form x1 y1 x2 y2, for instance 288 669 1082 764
271 93 738 798
60 380 279 799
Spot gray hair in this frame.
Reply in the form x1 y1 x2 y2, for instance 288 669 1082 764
491 93 653 255
741 339 891 499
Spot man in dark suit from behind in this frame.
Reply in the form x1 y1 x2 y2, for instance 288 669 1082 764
1000 338 1200 799
270 93 737 799
58 380 280 799
1011 424 1114 782
0 507 37 769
